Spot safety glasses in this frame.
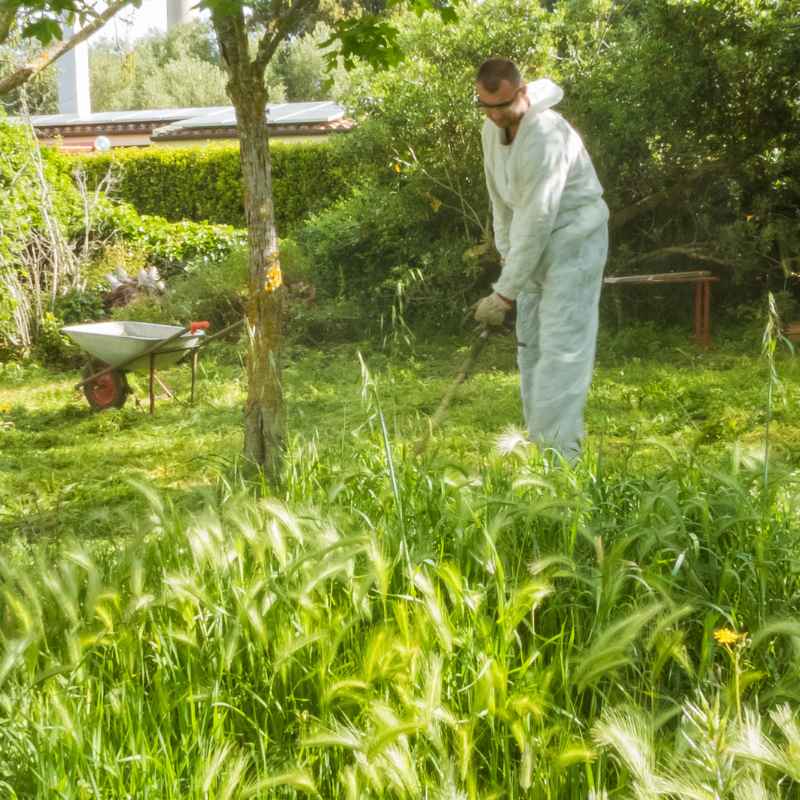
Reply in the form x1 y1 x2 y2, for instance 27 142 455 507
474 87 523 110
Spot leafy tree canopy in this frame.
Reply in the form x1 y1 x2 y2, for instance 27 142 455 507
0 34 57 113
0 0 139 47
89 19 348 111
0 0 136 101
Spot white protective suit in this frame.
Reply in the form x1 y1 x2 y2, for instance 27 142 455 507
482 78 609 461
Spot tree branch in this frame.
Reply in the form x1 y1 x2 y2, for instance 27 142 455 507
210 6 250 89
623 244 733 270
254 0 319 76
610 160 732 231
0 0 133 98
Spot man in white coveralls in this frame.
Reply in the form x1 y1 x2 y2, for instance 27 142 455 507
473 58 609 462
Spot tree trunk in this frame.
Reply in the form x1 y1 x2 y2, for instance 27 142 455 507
211 9 287 483
231 77 286 482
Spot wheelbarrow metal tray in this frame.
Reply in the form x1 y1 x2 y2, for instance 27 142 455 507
62 321 203 370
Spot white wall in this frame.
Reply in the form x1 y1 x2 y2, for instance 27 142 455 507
57 21 91 116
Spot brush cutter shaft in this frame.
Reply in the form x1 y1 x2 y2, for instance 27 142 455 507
415 328 490 454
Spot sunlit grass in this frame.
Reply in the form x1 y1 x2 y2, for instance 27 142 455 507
0 325 800 796
3 328 799 541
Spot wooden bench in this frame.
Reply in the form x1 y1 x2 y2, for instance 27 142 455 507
785 322 800 343
603 270 719 348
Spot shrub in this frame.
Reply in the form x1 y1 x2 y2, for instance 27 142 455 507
30 312 82 367
66 139 350 233
297 181 438 296
0 118 86 357
0 118 83 269
155 245 248 332
0 116 246 363
90 196 245 276
295 179 496 333
54 287 105 325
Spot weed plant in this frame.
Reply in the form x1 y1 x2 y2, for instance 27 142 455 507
1 327 800 797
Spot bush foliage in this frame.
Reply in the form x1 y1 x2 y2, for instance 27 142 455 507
298 0 800 321
67 139 350 233
0 119 81 261
89 197 244 275
0 117 245 360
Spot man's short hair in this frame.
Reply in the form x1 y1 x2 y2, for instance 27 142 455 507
476 59 522 92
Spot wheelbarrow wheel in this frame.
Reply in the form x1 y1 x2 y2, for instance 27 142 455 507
82 364 129 411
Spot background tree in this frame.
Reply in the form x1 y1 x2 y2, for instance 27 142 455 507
92 21 237 110
271 22 333 100
89 19 348 112
0 0 135 97
0 34 58 113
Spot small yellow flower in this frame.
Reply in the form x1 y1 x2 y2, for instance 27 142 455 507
263 263 283 293
422 191 442 212
0 403 10 414
714 628 747 646
392 162 402 173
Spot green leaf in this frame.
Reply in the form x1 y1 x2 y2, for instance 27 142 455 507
322 16 404 72
21 17 64 45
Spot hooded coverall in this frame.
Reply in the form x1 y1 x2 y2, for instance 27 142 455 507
482 79 609 460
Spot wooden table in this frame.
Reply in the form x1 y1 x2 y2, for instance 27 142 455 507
603 270 719 348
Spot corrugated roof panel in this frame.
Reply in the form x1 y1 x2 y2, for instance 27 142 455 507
268 101 342 123
10 106 231 128
153 101 344 133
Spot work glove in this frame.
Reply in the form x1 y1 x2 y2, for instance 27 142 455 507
474 292 513 327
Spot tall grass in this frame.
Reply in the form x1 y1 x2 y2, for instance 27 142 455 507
1 430 799 797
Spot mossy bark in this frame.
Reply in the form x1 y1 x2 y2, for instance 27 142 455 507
213 12 286 483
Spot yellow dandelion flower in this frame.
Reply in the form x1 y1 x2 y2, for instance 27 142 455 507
0 403 10 414
714 628 746 646
392 162 402 173
429 195 442 212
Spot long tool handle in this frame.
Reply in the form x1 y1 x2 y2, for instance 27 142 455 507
191 317 244 347
75 321 209 390
414 328 490 455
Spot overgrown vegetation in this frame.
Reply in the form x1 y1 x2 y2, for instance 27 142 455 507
0 115 243 360
294 0 800 321
1 328 800 797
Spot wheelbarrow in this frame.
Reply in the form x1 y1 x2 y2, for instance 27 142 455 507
62 320 227 414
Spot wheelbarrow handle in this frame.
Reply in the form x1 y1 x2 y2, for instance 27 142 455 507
74 321 210 391
190 321 210 334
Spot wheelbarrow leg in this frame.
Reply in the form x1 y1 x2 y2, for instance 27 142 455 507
149 353 155 415
191 350 198 405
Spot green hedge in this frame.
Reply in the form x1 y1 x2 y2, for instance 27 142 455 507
65 139 349 233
